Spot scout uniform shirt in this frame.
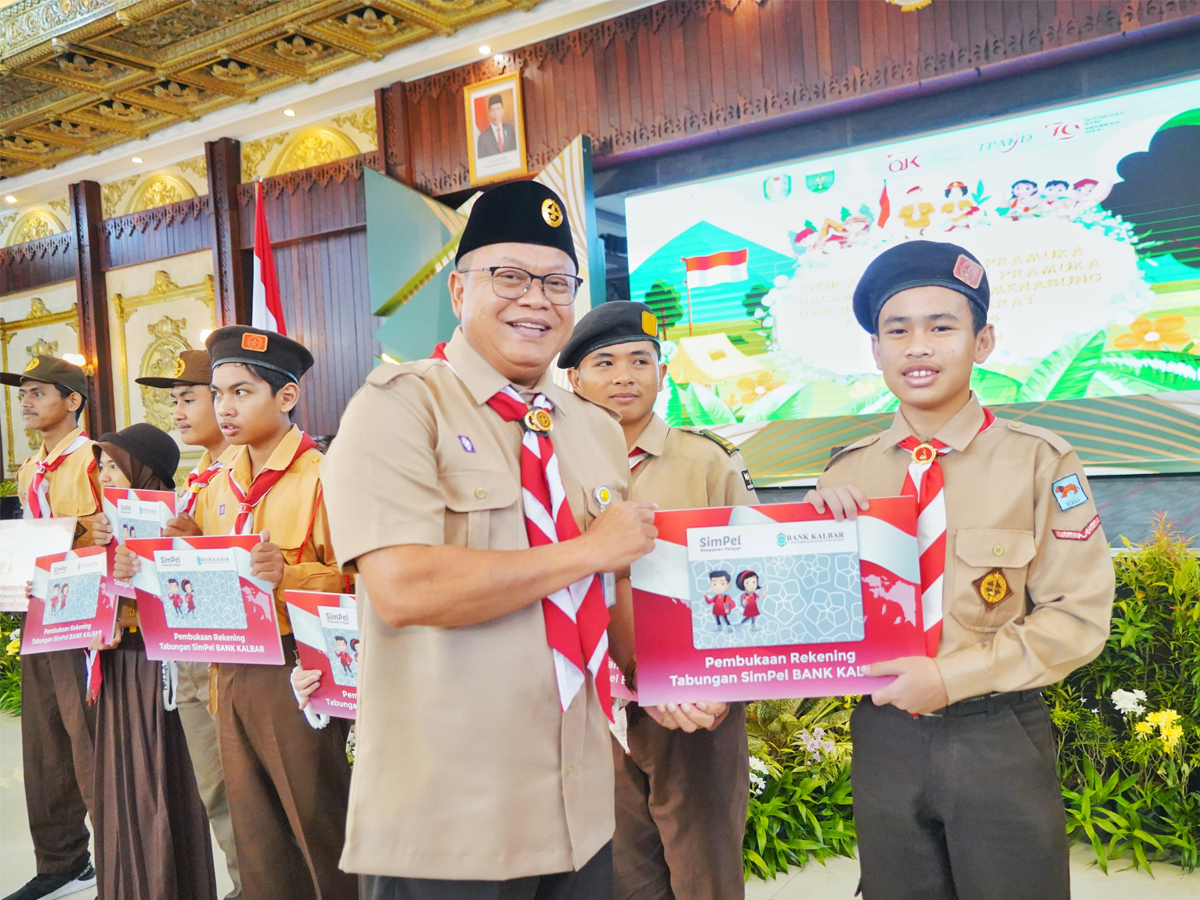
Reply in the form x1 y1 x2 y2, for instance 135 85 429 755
193 425 341 633
321 327 630 881
628 414 756 510
18 426 101 548
818 394 1114 705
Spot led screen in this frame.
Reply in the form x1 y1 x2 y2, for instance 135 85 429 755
625 78 1200 481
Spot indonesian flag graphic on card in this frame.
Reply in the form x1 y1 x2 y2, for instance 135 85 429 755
629 497 925 704
125 535 284 665
683 248 749 288
251 179 287 335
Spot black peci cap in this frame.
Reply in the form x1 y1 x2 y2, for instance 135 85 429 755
558 301 660 369
93 423 180 487
136 349 213 389
0 355 89 399
205 326 314 384
455 181 577 270
852 240 989 333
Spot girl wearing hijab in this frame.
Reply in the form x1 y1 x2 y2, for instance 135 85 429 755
90 423 217 900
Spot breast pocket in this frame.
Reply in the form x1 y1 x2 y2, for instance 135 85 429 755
950 528 1036 632
441 470 519 550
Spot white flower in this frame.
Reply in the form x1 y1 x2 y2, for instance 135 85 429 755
1111 689 1146 716
749 773 767 796
749 755 769 774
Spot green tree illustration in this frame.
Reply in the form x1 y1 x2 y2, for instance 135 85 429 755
742 283 770 319
644 280 684 337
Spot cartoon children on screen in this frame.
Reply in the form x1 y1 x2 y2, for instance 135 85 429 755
168 577 184 615
182 578 196 615
736 570 764 629
49 583 62 612
705 571 735 630
333 636 354 675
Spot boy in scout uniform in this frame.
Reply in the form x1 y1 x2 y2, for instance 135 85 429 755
115 328 355 900
135 349 243 900
1 357 99 900
321 181 657 899
559 300 756 900
805 241 1114 899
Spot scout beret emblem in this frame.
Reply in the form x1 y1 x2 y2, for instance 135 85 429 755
541 198 563 228
641 310 658 338
241 332 269 352
953 253 984 290
172 356 186 378
972 568 1012 607
523 408 553 433
911 443 937 465
24 358 38 372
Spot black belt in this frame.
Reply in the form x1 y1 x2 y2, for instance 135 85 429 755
924 689 1043 718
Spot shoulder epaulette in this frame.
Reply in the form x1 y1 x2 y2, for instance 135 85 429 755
825 432 882 469
364 358 441 387
1001 419 1073 455
681 427 740 455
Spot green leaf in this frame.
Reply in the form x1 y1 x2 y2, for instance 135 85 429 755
970 368 1023 405
1017 330 1106 401
679 381 737 425
1094 350 1200 393
663 378 693 427
743 383 812 422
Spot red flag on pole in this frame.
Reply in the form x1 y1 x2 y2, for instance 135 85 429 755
251 179 286 335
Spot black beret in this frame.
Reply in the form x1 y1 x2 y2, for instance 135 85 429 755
93 423 180 488
558 301 660 369
455 181 577 270
852 240 989 333
135 349 213 389
0 355 89 399
205 326 314 384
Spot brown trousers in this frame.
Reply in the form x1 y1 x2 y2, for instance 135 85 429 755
217 636 357 900
177 660 243 900
93 633 217 900
20 645 96 875
612 703 748 900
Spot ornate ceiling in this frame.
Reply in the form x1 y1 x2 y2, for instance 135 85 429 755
0 0 541 180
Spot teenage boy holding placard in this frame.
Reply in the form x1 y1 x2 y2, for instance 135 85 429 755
805 241 1115 899
0 356 100 900
114 328 353 900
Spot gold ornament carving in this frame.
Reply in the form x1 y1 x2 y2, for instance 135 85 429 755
271 127 358 176
6 211 66 246
175 156 207 179
127 175 196 213
138 316 192 432
212 59 260 83
47 120 99 139
149 271 182 294
332 108 376 136
98 100 147 122
29 298 52 319
344 8 399 37
57 53 116 80
152 81 203 105
48 198 69 213
241 132 287 181
274 35 328 63
102 176 138 218
5 136 53 155
0 212 17 236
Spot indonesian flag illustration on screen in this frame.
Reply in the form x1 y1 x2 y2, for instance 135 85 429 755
683 248 748 288
629 497 927 704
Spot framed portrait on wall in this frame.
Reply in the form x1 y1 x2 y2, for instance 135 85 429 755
464 71 527 185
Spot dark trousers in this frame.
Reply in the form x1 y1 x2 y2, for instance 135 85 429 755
850 694 1069 900
612 705 747 900
217 636 357 900
20 647 96 874
359 843 612 900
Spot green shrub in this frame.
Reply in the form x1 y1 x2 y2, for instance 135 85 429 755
744 515 1199 879
0 612 21 716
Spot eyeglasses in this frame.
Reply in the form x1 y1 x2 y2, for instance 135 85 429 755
458 266 583 306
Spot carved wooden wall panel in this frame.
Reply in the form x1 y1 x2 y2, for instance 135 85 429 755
399 0 1200 196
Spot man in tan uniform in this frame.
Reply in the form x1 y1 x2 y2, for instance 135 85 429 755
559 300 755 900
1 357 100 900
321 181 657 899
136 349 243 900
806 241 1114 899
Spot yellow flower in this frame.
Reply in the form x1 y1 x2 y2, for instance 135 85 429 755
736 372 782 407
1146 709 1181 729
1160 723 1184 751
5 639 18 657
1113 315 1190 351
1134 720 1154 738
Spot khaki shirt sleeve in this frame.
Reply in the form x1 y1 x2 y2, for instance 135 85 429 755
712 450 758 507
279 492 344 595
935 448 1115 702
321 375 443 570
72 460 103 549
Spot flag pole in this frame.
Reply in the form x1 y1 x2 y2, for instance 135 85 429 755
681 257 693 337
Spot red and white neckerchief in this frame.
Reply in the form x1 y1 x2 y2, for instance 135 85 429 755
430 342 613 718
24 433 90 519
178 456 225 516
628 448 650 471
897 408 996 656
228 433 317 534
